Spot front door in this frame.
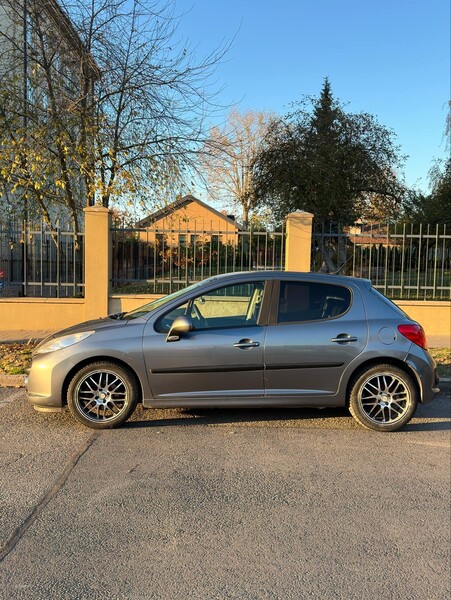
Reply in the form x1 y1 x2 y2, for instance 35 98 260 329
143 281 268 404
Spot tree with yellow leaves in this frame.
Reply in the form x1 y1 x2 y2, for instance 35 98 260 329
0 0 228 231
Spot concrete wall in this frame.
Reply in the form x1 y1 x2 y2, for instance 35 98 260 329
107 294 451 340
395 301 451 339
0 297 85 331
284 211 313 272
0 207 449 342
1 291 448 340
0 207 105 331
84 206 111 320
108 294 162 315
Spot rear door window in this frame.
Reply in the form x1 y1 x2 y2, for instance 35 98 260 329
277 281 351 323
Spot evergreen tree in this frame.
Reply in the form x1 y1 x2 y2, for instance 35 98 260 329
254 79 407 224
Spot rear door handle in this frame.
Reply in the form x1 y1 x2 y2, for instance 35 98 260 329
331 334 358 343
234 339 260 349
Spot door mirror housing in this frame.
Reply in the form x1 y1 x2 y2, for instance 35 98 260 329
166 315 194 342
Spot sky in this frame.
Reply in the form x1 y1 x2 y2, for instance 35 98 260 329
175 0 450 195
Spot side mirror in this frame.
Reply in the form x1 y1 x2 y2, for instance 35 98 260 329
166 315 194 342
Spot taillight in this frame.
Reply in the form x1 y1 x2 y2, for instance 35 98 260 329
398 324 428 349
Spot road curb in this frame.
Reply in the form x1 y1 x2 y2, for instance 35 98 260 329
0 374 25 388
438 379 451 396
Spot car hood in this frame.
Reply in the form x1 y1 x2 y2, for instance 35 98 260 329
35 316 129 348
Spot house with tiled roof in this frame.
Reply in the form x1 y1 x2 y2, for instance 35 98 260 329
137 195 242 247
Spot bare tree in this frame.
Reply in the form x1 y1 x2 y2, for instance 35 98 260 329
201 109 272 227
0 0 229 229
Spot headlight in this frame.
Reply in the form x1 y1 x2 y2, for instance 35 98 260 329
35 331 95 354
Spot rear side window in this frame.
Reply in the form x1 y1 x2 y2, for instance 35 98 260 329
278 281 351 323
369 287 409 318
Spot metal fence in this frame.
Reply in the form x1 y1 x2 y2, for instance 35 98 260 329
312 222 451 300
111 221 286 294
0 220 84 298
1 217 450 300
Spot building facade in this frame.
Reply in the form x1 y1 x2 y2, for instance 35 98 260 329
0 0 98 224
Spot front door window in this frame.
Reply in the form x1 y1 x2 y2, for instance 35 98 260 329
155 281 265 332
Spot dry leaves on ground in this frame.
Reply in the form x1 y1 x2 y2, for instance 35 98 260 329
0 342 36 375
430 347 451 378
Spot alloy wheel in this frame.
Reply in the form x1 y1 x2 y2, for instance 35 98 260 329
73 369 130 423
358 372 411 425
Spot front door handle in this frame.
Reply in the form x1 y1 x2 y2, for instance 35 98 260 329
233 339 260 349
331 334 358 343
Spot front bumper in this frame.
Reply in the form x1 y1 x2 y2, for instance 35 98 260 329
26 349 78 412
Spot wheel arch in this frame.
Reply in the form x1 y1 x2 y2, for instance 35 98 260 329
345 357 422 406
62 356 143 407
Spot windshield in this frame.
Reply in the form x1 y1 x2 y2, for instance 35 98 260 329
122 279 210 320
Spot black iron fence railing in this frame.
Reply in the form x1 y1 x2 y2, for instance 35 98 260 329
111 221 286 295
1 217 449 300
0 220 84 298
312 222 451 300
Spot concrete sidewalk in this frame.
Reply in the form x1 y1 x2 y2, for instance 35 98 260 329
429 334 451 348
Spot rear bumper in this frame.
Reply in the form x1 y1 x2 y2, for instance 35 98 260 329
422 368 440 404
422 387 440 404
406 351 440 404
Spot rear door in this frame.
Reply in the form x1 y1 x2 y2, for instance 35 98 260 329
264 280 368 399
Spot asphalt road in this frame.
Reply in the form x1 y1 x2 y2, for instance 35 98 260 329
0 388 450 600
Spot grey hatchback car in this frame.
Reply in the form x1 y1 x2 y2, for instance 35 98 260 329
26 271 439 432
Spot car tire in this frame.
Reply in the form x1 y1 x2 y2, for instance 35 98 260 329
348 364 418 432
67 362 139 429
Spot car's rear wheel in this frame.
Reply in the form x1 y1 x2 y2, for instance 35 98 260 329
67 362 138 429
348 364 418 432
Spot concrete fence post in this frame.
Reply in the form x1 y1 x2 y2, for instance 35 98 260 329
84 206 112 320
285 210 314 272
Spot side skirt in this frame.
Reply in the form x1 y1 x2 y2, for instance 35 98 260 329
142 395 344 409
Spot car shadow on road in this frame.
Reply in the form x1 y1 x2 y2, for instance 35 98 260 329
124 402 451 432
125 405 352 430
404 422 450 432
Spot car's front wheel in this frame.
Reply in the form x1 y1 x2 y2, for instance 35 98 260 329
348 364 418 432
67 362 139 429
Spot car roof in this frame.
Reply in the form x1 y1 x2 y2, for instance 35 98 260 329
204 270 372 289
